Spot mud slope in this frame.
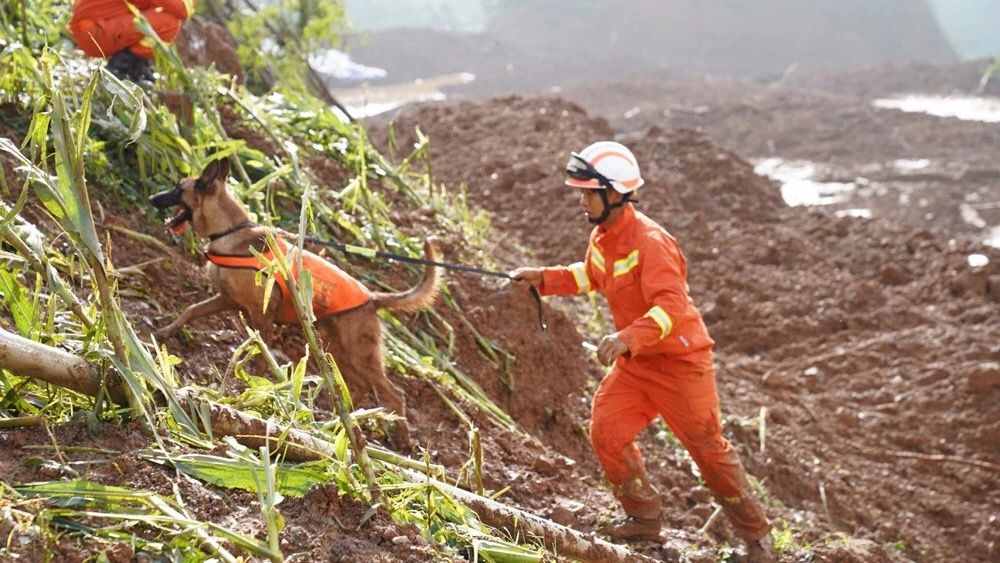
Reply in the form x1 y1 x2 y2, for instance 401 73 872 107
374 96 1000 562
3 88 998 561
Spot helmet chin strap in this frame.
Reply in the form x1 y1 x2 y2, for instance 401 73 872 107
589 189 631 225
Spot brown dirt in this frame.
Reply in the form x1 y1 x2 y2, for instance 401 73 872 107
558 60 1000 245
176 16 244 83
367 94 1000 562
0 420 441 562
5 55 1000 561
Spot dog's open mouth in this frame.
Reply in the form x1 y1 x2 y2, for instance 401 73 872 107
149 186 191 235
165 205 192 235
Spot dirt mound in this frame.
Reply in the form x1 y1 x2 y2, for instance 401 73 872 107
372 96 782 266
559 62 1000 244
373 95 1000 562
561 72 1000 168
784 58 1000 98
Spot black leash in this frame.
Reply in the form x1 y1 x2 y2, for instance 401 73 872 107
302 235 547 331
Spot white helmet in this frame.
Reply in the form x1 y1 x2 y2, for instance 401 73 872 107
565 141 644 194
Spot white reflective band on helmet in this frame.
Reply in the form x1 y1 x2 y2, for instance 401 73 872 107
564 141 644 194
589 245 606 273
645 306 673 338
613 249 640 277
568 262 591 293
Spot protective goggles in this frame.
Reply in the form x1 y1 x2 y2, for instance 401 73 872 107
565 153 614 190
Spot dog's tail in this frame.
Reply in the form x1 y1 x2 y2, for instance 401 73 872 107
370 239 441 313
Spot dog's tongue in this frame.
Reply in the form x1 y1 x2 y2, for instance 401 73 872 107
168 221 190 236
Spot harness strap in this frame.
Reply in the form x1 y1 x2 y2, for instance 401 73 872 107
208 220 257 242
205 251 269 270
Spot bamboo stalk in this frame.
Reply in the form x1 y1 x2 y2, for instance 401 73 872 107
0 329 440 469
698 504 723 536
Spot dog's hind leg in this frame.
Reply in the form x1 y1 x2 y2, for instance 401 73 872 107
158 293 237 338
323 309 414 451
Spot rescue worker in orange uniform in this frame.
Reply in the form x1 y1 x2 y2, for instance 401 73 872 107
69 0 193 83
511 141 775 561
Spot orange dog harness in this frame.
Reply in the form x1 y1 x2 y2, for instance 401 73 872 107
206 240 371 323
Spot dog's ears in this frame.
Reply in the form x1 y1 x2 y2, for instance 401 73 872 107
195 158 230 193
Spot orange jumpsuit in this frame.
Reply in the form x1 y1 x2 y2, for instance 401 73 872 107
206 240 372 323
540 204 769 541
70 0 193 59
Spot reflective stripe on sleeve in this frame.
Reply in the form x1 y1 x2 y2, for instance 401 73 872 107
568 262 591 293
589 245 606 273
644 305 673 338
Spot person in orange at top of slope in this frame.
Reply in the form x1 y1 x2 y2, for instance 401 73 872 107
510 141 776 562
69 0 194 83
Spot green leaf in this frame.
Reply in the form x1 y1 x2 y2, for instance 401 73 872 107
0 267 38 337
166 453 335 498
290 351 307 404
473 539 544 563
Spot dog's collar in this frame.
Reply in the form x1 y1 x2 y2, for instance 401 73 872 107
207 220 257 242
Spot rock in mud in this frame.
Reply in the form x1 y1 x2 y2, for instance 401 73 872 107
968 362 1000 392
879 263 911 286
988 275 1000 303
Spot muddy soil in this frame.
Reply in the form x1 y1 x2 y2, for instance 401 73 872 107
370 95 1000 562
557 59 1000 245
3 57 1000 562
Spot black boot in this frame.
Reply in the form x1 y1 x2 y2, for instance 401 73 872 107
107 50 154 85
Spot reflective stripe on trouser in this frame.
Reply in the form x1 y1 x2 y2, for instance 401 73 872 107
589 350 770 541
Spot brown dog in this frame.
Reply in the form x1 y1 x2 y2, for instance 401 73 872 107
150 159 440 450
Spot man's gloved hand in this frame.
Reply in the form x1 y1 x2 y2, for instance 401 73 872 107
597 333 630 366
509 267 544 287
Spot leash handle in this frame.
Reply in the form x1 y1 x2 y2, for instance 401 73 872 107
528 286 547 331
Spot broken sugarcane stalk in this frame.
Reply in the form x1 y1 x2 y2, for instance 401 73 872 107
0 328 130 405
0 328 442 473
163 402 657 562
398 468 662 563
0 415 45 428
0 329 657 562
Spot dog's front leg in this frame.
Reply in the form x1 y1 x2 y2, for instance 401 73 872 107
157 293 237 338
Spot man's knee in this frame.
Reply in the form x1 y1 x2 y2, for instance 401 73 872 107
589 414 630 458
